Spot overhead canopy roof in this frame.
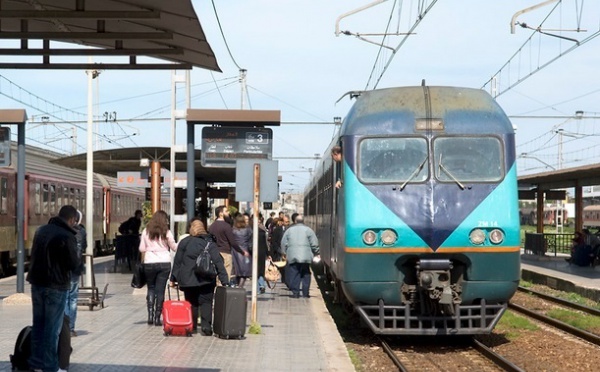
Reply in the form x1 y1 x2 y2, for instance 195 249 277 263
0 0 220 70
518 163 600 190
51 147 236 183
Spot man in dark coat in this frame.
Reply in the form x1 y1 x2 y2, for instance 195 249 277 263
27 205 79 372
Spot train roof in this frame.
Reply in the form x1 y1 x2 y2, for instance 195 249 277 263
341 86 513 136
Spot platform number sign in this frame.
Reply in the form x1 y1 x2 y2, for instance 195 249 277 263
0 127 10 167
202 127 273 168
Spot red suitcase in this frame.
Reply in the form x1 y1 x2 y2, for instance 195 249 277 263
162 287 193 336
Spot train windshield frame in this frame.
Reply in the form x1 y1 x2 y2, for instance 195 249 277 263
433 136 504 183
358 137 429 183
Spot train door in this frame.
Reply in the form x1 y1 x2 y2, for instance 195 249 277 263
331 141 343 271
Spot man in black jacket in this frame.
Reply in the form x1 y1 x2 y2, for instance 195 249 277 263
27 205 79 372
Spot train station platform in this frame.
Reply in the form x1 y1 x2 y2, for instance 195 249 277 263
521 252 600 301
0 256 354 372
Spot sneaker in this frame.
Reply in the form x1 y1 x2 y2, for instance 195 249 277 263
291 293 300 299
259 287 265 294
70 330 77 337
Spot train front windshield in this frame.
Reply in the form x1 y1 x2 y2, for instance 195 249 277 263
359 138 428 183
433 137 503 183
358 136 504 184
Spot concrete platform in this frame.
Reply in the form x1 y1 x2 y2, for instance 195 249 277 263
521 253 600 301
0 256 354 371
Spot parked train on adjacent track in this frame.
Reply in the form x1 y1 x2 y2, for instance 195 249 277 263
0 144 146 277
304 85 520 335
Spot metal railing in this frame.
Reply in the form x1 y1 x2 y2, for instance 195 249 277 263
524 232 572 256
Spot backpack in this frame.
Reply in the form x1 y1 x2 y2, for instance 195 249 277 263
10 326 32 371
10 315 72 371
118 220 130 235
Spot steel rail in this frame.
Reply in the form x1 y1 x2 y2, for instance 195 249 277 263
379 338 409 372
472 338 525 372
517 286 600 317
509 302 600 346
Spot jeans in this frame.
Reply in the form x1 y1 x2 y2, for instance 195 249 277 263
144 262 171 308
29 285 68 372
288 262 311 297
257 275 266 291
65 277 79 331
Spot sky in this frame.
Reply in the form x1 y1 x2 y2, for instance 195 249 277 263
1 1 599 194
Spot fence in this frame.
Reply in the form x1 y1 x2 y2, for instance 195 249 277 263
524 232 572 256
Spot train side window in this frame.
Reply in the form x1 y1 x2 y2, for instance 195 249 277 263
42 183 49 215
0 177 7 214
49 184 56 215
56 184 63 209
34 183 41 215
75 189 80 209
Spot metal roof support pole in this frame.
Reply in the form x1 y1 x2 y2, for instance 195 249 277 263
85 59 95 288
16 121 25 293
186 122 195 223
170 70 191 232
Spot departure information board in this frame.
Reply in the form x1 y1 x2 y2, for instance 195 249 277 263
201 127 272 167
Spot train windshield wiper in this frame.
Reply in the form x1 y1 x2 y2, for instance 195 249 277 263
438 154 465 190
399 156 428 191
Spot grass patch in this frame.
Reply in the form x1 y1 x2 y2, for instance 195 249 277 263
248 321 262 335
547 308 600 331
519 280 534 288
347 348 363 372
495 310 538 339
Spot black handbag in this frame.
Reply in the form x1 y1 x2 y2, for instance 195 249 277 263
194 240 217 279
131 262 146 288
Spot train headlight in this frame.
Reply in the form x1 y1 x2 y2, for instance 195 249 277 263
469 229 486 245
381 229 397 245
362 230 377 245
489 229 504 244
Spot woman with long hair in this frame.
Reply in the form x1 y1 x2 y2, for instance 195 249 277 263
139 210 178 326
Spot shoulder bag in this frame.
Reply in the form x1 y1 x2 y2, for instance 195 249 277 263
194 240 217 279
264 258 281 288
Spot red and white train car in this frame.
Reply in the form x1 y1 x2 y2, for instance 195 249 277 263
0 144 145 276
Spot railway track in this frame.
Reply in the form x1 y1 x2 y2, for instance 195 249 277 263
510 286 600 346
379 337 524 372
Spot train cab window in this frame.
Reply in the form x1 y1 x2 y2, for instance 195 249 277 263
359 137 428 183
433 137 503 183
0 177 7 214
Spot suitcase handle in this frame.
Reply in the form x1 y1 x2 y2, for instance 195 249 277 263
167 284 181 301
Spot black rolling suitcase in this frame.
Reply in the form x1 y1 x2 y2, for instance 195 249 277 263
213 286 247 339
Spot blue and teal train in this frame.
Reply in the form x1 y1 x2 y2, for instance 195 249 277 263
304 85 520 335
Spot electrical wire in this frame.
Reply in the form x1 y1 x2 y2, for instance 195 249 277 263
211 0 244 70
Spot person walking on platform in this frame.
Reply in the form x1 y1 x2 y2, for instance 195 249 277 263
232 214 252 288
281 215 320 298
139 210 178 326
171 219 229 335
65 209 86 337
208 206 248 284
27 205 79 372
